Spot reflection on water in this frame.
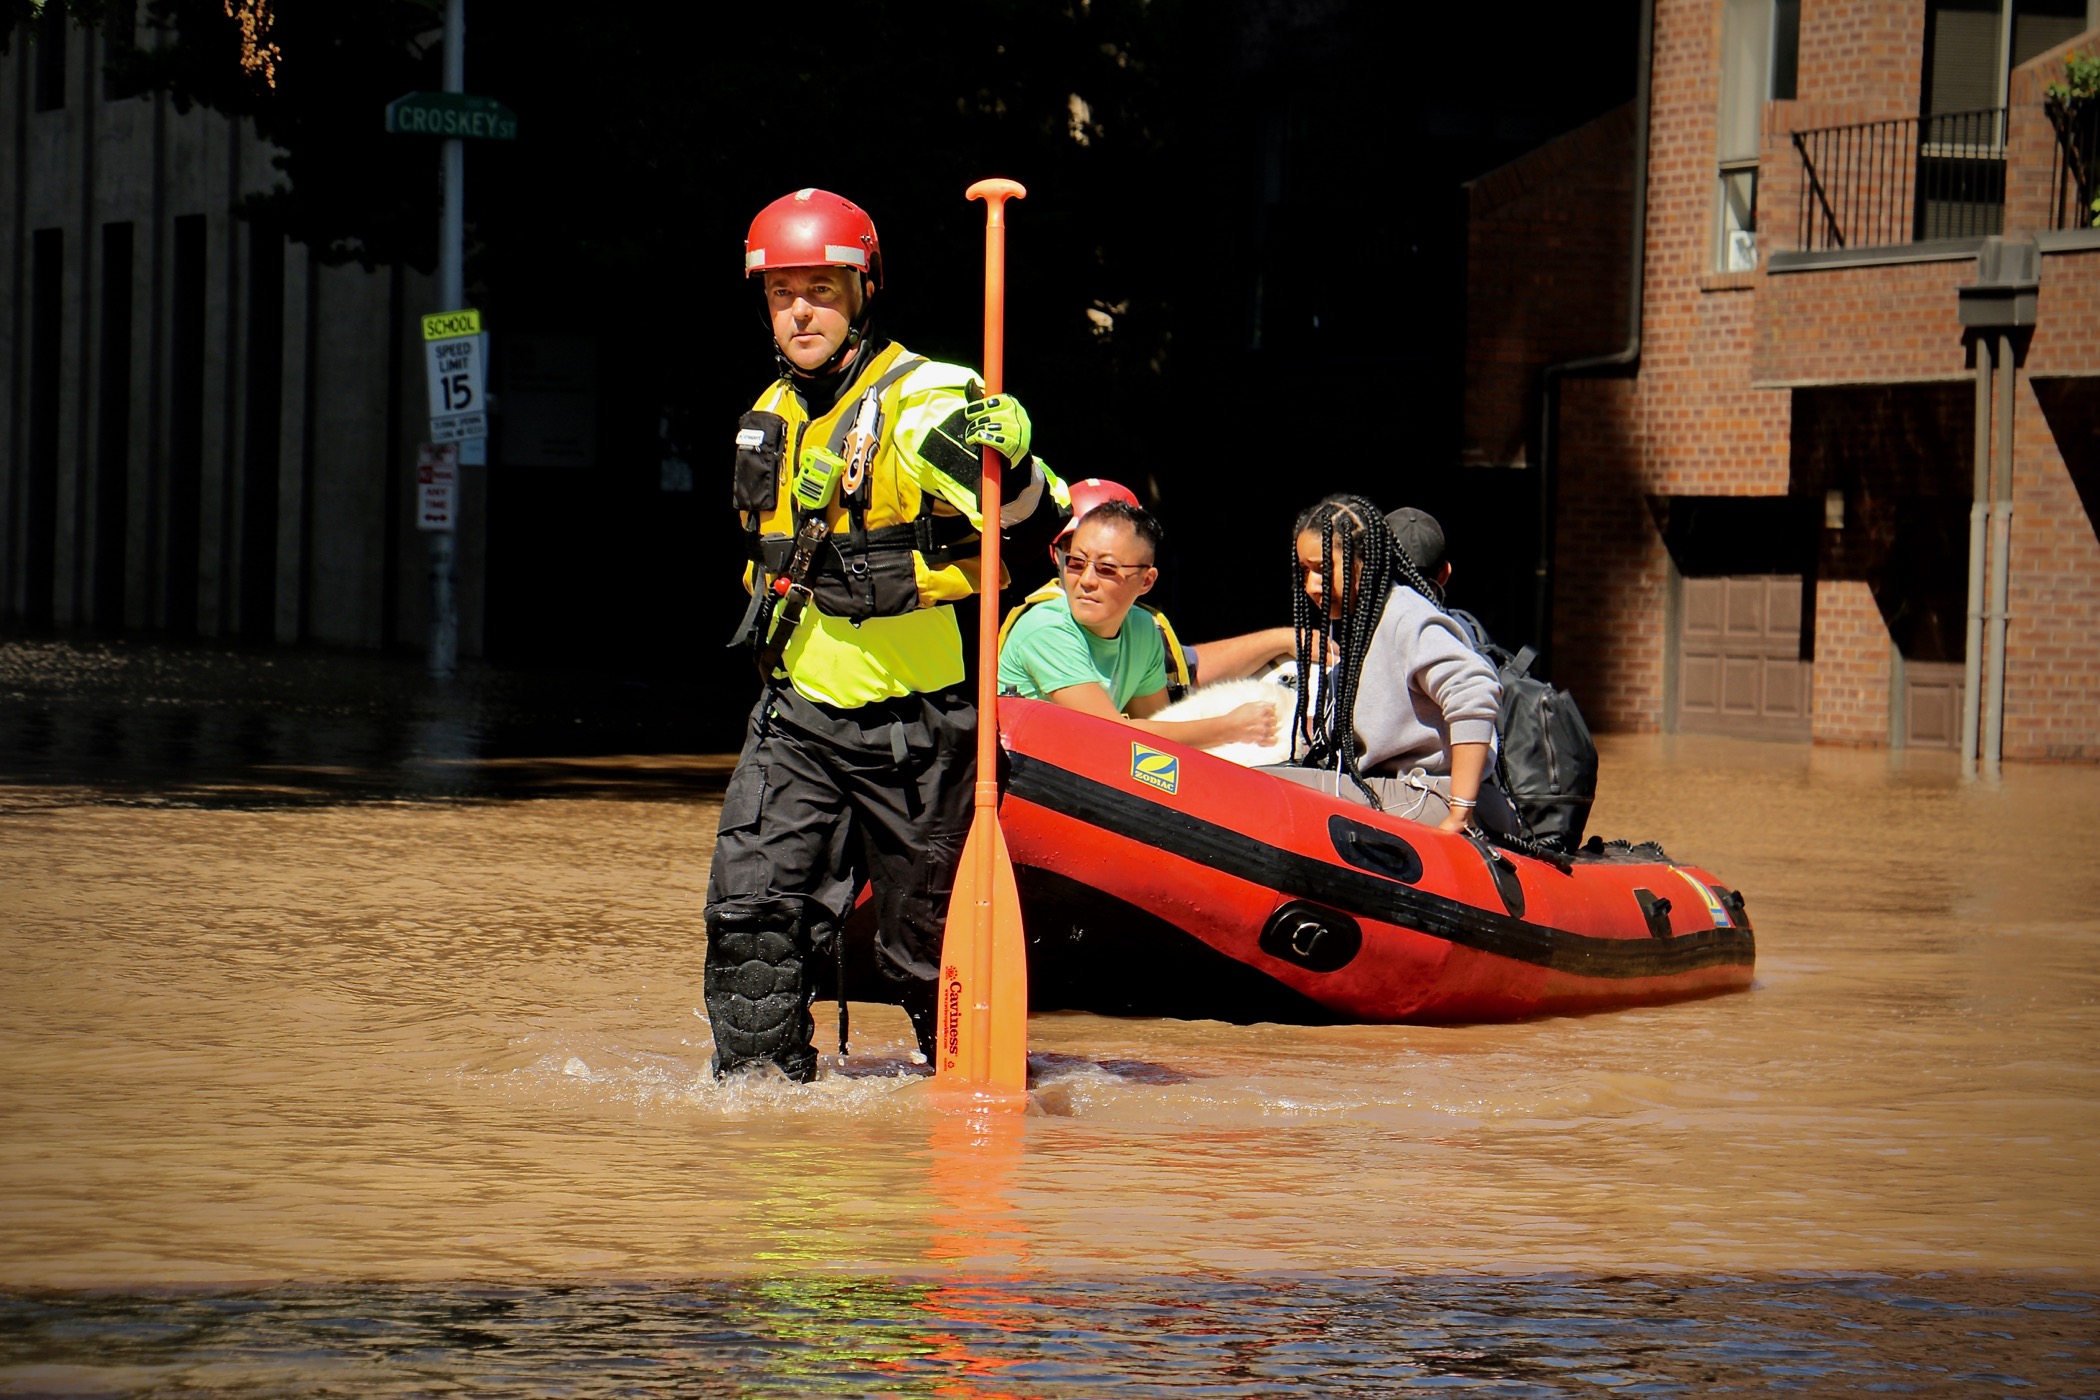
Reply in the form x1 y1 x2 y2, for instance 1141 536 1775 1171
0 637 734 805
3 1274 2093 1397
2 638 2097 1392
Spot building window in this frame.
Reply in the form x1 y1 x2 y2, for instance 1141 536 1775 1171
1770 0 1800 102
96 223 136 629
1718 164 1760 271
1923 0 2090 119
26 230 65 627
166 215 209 635
1713 0 1800 271
33 2 67 112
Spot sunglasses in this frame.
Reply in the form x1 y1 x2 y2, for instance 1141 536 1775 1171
1058 549 1150 585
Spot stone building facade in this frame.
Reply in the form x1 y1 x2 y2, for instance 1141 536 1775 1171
2 8 481 651
1465 0 2100 761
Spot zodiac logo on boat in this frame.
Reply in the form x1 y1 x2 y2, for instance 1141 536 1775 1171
1129 743 1180 796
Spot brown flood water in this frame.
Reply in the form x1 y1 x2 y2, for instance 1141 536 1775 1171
3 731 2095 1292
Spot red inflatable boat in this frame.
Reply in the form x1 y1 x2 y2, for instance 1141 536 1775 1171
993 697 1755 1024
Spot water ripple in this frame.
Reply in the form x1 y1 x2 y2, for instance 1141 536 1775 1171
2 1274 2094 1397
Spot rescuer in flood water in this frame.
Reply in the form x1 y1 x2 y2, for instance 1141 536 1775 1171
707 188 1067 1081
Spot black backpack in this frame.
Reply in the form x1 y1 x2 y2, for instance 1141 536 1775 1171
1449 611 1599 852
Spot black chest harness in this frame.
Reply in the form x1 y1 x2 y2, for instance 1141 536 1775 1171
728 355 981 674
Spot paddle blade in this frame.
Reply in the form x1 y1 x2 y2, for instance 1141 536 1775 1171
934 807 1028 1092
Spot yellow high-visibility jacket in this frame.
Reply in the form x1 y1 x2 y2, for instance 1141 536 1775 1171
733 340 1060 707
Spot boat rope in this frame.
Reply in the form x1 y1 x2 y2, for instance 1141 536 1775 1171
1482 824 1575 872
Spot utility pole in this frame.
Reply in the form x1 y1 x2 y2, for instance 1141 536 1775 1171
428 0 465 679
389 0 510 677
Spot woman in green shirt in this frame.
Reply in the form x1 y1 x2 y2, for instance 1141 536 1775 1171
999 502 1278 751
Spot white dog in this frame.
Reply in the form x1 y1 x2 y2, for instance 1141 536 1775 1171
1151 668 1298 767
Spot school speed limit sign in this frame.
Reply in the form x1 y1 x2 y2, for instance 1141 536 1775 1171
422 308 487 444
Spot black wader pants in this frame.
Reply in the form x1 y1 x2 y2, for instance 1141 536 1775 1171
703 684 975 1080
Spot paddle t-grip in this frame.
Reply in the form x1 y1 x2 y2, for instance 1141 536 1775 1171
966 179 1025 397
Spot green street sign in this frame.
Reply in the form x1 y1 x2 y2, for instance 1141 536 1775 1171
385 91 518 140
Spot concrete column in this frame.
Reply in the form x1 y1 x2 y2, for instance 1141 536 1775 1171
1961 337 1990 777
1981 332 2016 778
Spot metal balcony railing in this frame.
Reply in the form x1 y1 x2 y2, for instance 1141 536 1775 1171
2046 97 2099 230
1792 108 2007 252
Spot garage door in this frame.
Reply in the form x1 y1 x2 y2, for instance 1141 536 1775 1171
1676 574 1812 739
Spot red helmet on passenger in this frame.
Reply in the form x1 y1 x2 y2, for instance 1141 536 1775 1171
1053 478 1143 553
744 188 883 289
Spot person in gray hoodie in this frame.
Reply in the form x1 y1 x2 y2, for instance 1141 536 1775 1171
1271 493 1519 836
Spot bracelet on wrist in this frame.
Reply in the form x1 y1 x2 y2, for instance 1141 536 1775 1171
1448 796 1477 809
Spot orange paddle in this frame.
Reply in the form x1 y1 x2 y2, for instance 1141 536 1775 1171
934 178 1029 1094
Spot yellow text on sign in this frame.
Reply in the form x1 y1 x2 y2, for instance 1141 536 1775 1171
421 308 482 341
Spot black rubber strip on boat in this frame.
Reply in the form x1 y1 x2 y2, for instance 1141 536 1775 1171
1003 752 1755 979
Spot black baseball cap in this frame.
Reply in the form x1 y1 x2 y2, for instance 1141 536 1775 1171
1384 507 1447 575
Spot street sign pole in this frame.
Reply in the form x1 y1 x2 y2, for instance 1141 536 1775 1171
428 0 465 679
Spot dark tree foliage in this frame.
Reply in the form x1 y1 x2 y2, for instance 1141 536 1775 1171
0 0 49 51
8 0 1636 679
148 0 444 268
8 1 447 265
8 0 445 266
20 0 1214 461
467 0 1208 438
456 1 1219 670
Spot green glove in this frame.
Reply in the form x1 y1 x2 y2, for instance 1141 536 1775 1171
963 387 1032 464
792 445 845 512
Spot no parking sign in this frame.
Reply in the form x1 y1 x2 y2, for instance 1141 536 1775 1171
417 443 459 532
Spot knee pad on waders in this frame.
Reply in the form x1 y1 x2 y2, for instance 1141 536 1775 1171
703 903 817 1082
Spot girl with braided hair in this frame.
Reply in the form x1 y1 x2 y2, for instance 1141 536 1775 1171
1272 494 1519 836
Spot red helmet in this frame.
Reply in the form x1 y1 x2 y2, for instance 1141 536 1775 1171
744 188 883 289
1054 478 1143 552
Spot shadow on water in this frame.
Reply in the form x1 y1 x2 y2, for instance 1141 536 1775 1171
0 1273 2093 1397
0 636 742 808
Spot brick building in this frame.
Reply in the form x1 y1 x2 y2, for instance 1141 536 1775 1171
1465 0 2100 762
